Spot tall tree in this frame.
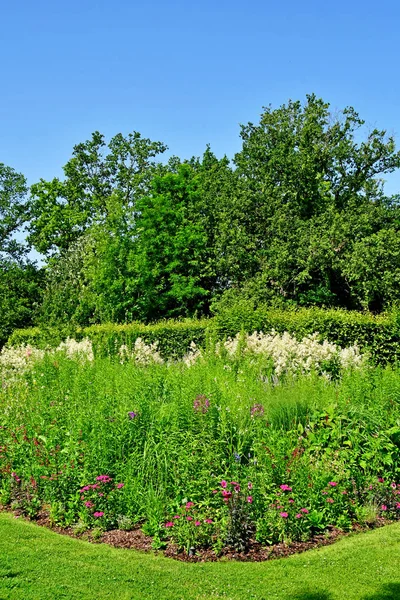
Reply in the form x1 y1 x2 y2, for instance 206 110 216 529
27 131 167 255
229 94 400 308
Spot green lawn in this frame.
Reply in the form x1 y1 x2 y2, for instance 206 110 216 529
1 514 400 599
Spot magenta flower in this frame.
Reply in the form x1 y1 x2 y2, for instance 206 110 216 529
396 503 400 509
300 508 309 514
98 492 104 497
186 516 193 521
247 496 253 504
93 511 104 518
328 482 338 487
128 412 137 419
205 518 213 524
84 501 94 508
96 475 112 483
185 502 194 509
279 512 288 518
193 395 210 414
250 403 264 417
222 490 232 499
173 515 180 519
378 477 384 483
79 485 91 492
230 481 239 486
280 484 292 492
116 483 124 489
381 505 388 511
195 521 201 526
248 482 253 490
288 498 294 504
212 489 218 494
165 521 174 528
234 485 241 492
221 480 227 488
295 513 302 519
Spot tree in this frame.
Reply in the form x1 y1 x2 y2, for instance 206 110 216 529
129 164 211 320
228 94 400 308
0 163 29 257
27 131 167 255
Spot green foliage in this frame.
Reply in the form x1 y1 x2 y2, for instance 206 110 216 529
0 163 28 255
28 131 167 255
0 258 43 348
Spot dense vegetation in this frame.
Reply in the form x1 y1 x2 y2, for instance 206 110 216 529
2 337 400 554
2 94 400 346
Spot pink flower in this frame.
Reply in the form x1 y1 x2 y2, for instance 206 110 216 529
222 490 232 499
300 508 309 514
79 485 91 492
341 490 348 495
234 485 241 492
205 518 213 524
378 478 384 483
369 485 374 490
295 513 302 519
186 516 193 521
96 475 112 483
185 502 194 509
279 512 288 518
230 481 239 487
93 511 104 518
116 483 124 489
84 501 94 508
195 521 201 526
328 482 338 487
173 515 180 519
247 496 253 504
221 480 227 488
288 498 294 504
396 503 400 509
381 505 388 511
326 498 334 504
280 484 292 492
98 492 104 497
165 521 174 527
248 482 253 490
90 484 100 490
212 490 218 494
391 482 397 490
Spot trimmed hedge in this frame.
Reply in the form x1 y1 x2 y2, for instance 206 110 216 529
213 302 400 364
7 320 211 359
7 306 400 364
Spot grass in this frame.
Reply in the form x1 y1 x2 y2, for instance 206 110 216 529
1 513 400 600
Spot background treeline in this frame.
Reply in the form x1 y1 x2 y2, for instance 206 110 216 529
2 94 400 346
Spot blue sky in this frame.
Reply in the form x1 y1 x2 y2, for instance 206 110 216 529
2 0 400 194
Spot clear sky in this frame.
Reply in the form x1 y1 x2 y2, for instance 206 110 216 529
2 0 400 194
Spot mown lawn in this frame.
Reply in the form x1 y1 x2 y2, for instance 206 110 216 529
1 513 400 600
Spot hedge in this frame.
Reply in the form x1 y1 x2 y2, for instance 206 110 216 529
213 302 400 364
6 306 400 363
7 320 211 359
